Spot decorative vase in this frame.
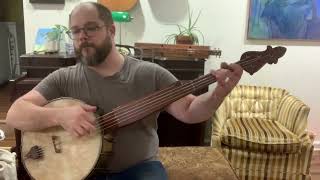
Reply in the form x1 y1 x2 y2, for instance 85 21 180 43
44 40 60 53
175 35 194 44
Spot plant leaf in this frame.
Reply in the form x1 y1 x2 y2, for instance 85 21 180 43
188 10 193 30
176 24 188 34
46 24 68 41
164 35 176 44
164 33 178 44
190 10 202 29
163 5 205 45
193 28 205 44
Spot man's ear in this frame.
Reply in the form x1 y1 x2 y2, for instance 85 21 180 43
108 23 116 37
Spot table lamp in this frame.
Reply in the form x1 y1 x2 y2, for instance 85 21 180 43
111 11 133 46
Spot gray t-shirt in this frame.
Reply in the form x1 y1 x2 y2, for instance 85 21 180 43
34 56 177 172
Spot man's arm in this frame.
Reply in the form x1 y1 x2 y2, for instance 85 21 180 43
6 90 96 137
6 90 59 130
165 63 243 124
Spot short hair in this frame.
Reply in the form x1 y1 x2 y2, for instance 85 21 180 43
69 2 114 26
89 2 114 26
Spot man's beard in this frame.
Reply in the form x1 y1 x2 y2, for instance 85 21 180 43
75 36 112 66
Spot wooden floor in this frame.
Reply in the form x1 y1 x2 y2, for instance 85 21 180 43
311 149 320 179
0 83 320 179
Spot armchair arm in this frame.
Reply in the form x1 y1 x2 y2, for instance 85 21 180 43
210 100 228 148
277 94 310 136
298 131 313 145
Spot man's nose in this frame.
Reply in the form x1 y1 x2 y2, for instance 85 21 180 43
78 29 89 41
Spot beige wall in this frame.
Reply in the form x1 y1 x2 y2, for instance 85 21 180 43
23 0 320 140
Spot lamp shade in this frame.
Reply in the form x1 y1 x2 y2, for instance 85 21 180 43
112 11 133 22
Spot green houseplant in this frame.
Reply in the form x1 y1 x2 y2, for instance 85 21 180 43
45 24 68 53
164 8 204 45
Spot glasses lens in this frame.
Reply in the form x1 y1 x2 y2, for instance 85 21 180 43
84 25 99 36
67 24 104 40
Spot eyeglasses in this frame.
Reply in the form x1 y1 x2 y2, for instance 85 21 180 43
67 24 107 40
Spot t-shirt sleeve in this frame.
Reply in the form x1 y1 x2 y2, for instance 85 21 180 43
33 69 65 101
154 64 178 90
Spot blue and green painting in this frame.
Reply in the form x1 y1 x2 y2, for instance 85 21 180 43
248 0 320 40
33 28 52 53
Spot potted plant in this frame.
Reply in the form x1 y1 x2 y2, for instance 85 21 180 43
45 24 68 53
164 8 204 45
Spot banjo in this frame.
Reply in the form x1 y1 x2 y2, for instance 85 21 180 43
21 46 286 180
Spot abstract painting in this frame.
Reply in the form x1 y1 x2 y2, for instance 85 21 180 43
33 28 52 53
247 0 320 40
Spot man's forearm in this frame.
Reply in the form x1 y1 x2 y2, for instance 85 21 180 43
185 91 225 123
168 63 242 124
6 99 59 131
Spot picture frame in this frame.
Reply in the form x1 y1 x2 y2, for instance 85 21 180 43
33 28 52 53
247 0 320 40
29 0 65 4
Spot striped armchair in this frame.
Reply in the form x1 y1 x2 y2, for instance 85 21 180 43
211 85 314 180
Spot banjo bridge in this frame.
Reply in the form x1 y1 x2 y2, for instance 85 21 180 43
52 135 62 153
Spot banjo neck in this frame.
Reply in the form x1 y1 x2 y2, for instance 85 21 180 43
96 45 287 132
98 74 216 132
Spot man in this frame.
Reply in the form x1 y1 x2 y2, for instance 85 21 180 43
6 2 243 180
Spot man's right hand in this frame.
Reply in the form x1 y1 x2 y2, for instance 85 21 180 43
55 104 97 137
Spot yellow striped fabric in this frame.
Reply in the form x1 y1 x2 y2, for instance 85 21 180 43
277 95 310 135
224 85 288 121
222 142 313 180
211 85 313 180
221 118 301 153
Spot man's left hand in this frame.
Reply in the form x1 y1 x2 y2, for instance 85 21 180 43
211 63 243 98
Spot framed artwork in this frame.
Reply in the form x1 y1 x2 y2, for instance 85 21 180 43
247 0 320 40
33 28 51 53
29 0 65 4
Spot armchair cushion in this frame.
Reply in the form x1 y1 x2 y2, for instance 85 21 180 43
221 118 301 153
225 86 288 120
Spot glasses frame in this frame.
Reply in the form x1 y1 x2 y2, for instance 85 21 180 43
66 24 107 40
